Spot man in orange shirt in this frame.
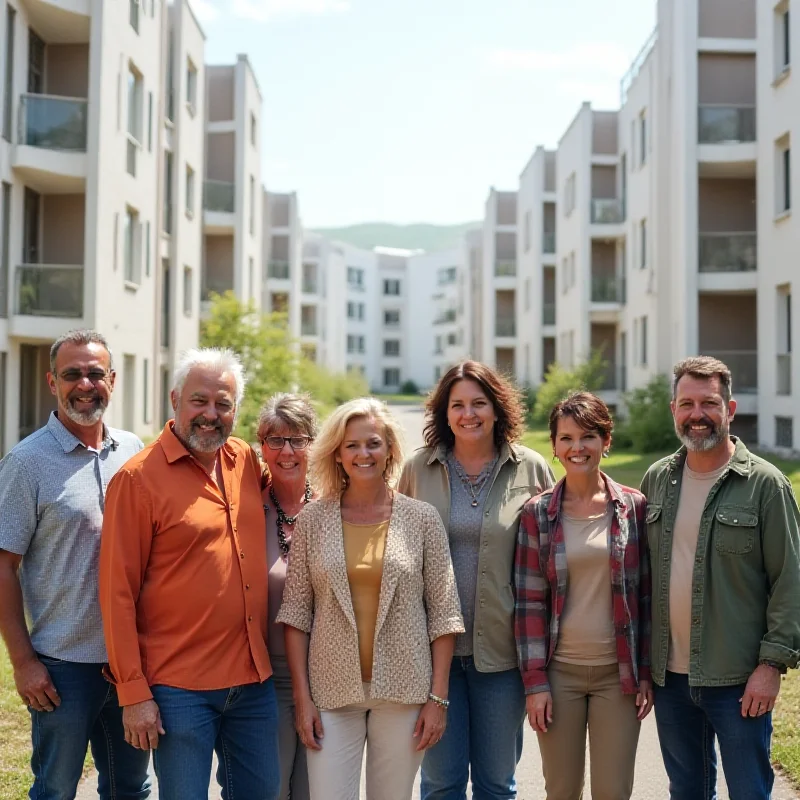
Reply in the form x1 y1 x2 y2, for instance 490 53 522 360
100 348 278 800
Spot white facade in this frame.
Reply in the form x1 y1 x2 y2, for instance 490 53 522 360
0 0 203 453
263 190 302 335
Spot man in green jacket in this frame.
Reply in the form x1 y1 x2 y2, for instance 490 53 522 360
641 356 800 800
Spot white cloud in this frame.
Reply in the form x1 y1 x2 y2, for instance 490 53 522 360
190 0 220 22
230 0 351 22
487 43 630 78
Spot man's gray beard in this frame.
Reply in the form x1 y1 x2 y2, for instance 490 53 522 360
676 420 729 452
174 419 232 453
62 399 106 426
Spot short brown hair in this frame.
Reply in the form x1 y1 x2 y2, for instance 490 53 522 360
673 356 732 405
257 393 318 441
548 392 614 443
423 361 525 449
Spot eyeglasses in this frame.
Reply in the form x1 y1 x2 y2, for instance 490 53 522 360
58 369 112 384
261 435 312 451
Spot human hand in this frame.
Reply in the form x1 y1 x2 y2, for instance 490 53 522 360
740 664 782 718
413 700 446 751
295 696 324 750
526 691 553 733
636 680 654 720
14 656 61 712
123 700 165 750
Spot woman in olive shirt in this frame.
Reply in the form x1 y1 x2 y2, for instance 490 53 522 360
398 361 554 800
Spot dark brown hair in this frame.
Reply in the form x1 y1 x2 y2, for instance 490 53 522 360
549 392 614 444
423 360 525 449
672 356 732 405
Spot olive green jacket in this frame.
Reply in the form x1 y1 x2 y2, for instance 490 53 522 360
398 443 554 672
641 437 800 687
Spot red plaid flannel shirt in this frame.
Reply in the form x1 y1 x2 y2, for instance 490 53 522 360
514 473 652 695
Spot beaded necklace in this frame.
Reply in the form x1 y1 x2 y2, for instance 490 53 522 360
265 480 312 560
450 456 497 508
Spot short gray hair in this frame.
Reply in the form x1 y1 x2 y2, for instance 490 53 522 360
673 356 732 405
50 329 113 372
173 348 246 408
257 393 318 440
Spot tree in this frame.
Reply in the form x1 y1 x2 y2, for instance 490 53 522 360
617 374 676 452
532 351 609 425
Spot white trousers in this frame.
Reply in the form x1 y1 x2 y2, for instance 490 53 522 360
306 684 424 800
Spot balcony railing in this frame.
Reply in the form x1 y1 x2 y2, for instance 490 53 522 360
18 94 88 151
495 260 517 277
268 260 290 280
698 233 757 273
15 264 84 318
543 232 556 254
698 105 756 144
301 322 318 336
302 278 319 294
542 302 556 325
203 180 235 213
590 198 624 224
777 353 792 396
599 363 618 391
591 275 625 303
495 318 516 337
435 309 457 325
703 349 758 392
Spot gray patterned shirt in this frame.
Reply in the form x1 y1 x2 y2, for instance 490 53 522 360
0 412 143 662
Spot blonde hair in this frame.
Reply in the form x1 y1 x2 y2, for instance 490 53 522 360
257 393 318 440
310 397 405 500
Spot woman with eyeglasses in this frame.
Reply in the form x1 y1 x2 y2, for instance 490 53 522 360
258 393 318 800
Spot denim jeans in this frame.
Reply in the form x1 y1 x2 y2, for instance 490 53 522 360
28 655 151 800
151 679 280 800
420 657 526 800
654 671 774 800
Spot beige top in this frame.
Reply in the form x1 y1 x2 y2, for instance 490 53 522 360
343 520 389 681
668 461 729 673
554 508 617 666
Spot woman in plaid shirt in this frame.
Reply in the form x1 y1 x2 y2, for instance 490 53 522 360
514 392 652 799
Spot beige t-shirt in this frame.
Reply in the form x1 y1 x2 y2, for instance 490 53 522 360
668 461 728 673
554 508 617 666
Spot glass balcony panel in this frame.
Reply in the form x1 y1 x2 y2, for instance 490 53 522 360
495 260 516 277
698 233 757 272
15 265 83 317
590 199 624 224
542 303 556 325
269 260 290 280
19 94 88 151
543 232 556 254
591 275 624 302
702 350 758 392
495 318 516 337
203 180 236 213
698 105 756 144
777 354 792 396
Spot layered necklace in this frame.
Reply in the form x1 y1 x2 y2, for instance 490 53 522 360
266 480 312 560
450 455 498 508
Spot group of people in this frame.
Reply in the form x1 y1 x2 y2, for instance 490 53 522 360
0 328 798 800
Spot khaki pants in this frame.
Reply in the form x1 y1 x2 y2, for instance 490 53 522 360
272 656 310 800
306 684 424 800
536 661 641 800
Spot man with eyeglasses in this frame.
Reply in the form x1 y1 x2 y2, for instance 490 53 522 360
0 329 151 799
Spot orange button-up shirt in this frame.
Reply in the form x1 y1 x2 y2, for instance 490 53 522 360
99 422 271 706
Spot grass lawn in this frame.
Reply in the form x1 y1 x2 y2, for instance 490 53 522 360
522 427 800 786
374 393 427 405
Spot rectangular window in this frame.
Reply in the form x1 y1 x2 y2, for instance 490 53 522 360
250 112 257 146
185 165 195 218
640 219 648 268
347 302 356 319
123 207 141 284
163 150 174 234
249 176 255 236
383 279 401 296
347 267 364 289
147 91 153 151
183 267 193 315
126 65 143 176
144 220 151 277
782 146 792 212
0 182 9 318
779 7 791 71
249 257 255 301
641 316 649 366
524 210 531 253
186 58 198 114
129 0 140 33
384 309 400 326
776 416 794 449
564 173 576 215
3 6 15 142
639 110 647 166
143 358 151 424
384 340 400 357
383 368 401 387
524 278 531 312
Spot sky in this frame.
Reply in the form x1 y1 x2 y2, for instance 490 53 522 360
192 0 657 228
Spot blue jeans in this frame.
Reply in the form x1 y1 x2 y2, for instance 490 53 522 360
420 657 525 800
151 679 280 800
654 671 774 800
28 656 151 800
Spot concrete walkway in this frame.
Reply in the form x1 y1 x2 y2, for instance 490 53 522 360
76 404 799 799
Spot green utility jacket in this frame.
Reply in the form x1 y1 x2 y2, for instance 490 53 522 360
398 442 554 673
641 437 800 687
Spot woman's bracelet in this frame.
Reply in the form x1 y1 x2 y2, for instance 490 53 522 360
428 692 450 709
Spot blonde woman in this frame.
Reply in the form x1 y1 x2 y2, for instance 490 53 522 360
277 398 464 800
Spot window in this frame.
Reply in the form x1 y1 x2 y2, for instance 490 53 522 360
776 416 794 448
186 59 197 114
640 219 648 268
639 110 648 167
183 267 193 315
249 176 255 235
143 358 151 424
250 112 257 146
147 92 153 151
777 4 791 74
384 340 400 357
0 182 9 318
778 140 792 214
347 301 356 319
569 252 575 288
384 309 400 326
129 0 140 32
249 257 255 301
123 208 142 284
185 165 195 218
126 65 143 176
524 278 531 312
383 368 401 387
777 286 792 395
447 332 457 346
347 335 365 354
564 173 576 215
347 267 364 289
383 279 401 296
163 150 174 234
144 221 151 277
3 6 15 142
641 315 649 366
524 209 531 253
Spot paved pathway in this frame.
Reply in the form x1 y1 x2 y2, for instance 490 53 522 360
77 404 798 799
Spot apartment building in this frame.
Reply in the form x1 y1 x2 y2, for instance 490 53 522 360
202 55 262 309
517 146 557 386
480 188 518 376
465 229 483 361
757 0 798 451
0 0 204 453
263 190 302 331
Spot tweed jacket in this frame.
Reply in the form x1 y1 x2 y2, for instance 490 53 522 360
276 492 464 710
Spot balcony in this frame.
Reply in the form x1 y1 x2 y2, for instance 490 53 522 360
268 260 290 280
542 302 556 326
435 309 457 325
698 233 756 272
543 232 556 254
19 0 91 44
599 363 618 391
703 349 757 392
302 278 319 294
301 322 318 336
591 275 625 303
698 105 756 144
495 318 516 338
590 199 624 225
777 354 792 396
13 265 84 338
495 260 516 277
203 180 235 213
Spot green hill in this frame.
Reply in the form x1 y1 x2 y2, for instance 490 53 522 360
311 222 480 253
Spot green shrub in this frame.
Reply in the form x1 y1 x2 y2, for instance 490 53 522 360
617 374 675 452
400 380 419 395
532 351 609 425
